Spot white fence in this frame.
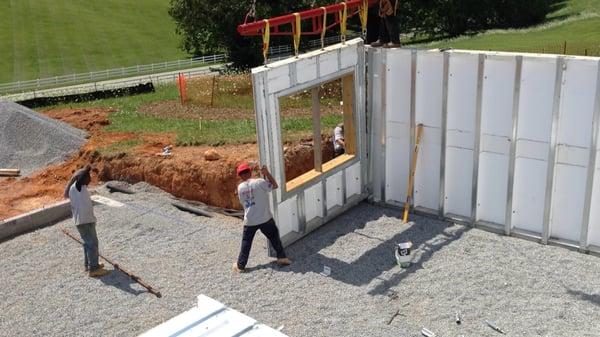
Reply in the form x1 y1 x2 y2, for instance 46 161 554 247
0 54 227 95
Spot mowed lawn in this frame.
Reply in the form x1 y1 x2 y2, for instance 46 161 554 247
423 0 600 55
0 0 188 83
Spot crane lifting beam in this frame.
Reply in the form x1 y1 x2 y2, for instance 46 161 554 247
237 0 378 36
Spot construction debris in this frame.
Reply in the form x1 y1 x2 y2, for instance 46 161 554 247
0 168 20 177
455 311 462 325
203 149 221 161
421 327 436 337
386 309 400 325
172 201 214 218
485 320 506 334
60 227 162 298
106 182 136 194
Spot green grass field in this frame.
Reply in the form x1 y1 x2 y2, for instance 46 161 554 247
0 0 187 83
425 0 600 55
46 83 342 147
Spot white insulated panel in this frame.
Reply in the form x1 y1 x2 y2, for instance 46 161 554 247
340 43 359 69
550 59 598 242
414 52 444 211
444 53 478 217
512 158 548 233
345 162 362 198
296 57 318 84
476 56 516 224
277 196 299 235
267 64 292 93
588 149 600 246
326 172 344 209
415 52 444 127
384 49 412 205
511 57 558 233
386 49 413 123
550 165 586 241
386 129 410 204
304 183 324 222
556 59 598 148
319 52 339 77
444 147 474 217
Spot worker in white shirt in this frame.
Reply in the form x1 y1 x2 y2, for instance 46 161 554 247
333 122 345 156
64 165 110 277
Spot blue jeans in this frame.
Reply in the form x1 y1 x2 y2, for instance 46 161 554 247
237 218 286 269
76 223 100 270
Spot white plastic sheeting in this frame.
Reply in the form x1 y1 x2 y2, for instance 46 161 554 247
140 295 287 337
251 38 369 247
370 48 600 252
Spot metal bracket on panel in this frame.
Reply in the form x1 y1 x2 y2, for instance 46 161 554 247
579 60 600 250
409 50 418 206
471 54 485 225
380 50 388 202
439 52 450 217
296 191 307 233
542 57 565 244
341 169 347 205
505 55 523 236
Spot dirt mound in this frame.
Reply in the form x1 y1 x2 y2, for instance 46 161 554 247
42 107 113 132
0 101 87 176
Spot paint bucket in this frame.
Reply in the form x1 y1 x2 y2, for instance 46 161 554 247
395 242 412 268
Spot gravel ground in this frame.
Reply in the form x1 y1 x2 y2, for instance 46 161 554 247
2 182 600 337
0 101 86 176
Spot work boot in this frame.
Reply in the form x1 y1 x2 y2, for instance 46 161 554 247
370 40 386 47
232 262 246 273
85 263 104 272
88 266 110 278
385 42 402 48
276 258 291 266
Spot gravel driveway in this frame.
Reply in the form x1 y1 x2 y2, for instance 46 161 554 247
1 182 600 336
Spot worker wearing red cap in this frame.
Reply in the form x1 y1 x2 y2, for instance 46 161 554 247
233 163 291 272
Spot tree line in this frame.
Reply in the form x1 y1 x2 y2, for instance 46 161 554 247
169 0 557 68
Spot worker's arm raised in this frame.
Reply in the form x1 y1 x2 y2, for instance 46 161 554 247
260 165 279 190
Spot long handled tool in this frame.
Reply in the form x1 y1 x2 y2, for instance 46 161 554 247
60 227 162 298
403 124 424 224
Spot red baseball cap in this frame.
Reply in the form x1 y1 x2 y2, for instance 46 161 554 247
236 163 251 176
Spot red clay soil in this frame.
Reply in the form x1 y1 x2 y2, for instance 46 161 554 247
0 107 334 220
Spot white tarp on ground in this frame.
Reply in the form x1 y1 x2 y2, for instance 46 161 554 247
369 47 600 253
140 295 288 337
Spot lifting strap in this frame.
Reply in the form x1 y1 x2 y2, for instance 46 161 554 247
262 19 270 64
339 2 348 43
358 0 368 37
320 7 327 50
292 12 301 56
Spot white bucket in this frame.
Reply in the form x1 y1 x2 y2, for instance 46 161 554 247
395 242 413 268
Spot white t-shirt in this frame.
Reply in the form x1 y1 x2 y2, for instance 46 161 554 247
68 184 97 225
333 126 344 151
237 178 273 226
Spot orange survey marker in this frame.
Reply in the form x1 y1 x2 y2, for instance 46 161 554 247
177 73 187 105
402 123 424 224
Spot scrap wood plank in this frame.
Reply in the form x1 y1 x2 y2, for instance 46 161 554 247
403 124 424 224
0 169 20 177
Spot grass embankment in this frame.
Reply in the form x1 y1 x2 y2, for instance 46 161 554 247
0 0 187 83
421 0 600 56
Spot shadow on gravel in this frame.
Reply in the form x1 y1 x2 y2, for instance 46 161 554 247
567 289 600 306
99 269 147 296
278 203 469 297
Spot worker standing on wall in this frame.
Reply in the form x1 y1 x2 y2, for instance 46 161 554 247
64 165 110 278
370 0 401 48
233 163 291 272
333 122 345 156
